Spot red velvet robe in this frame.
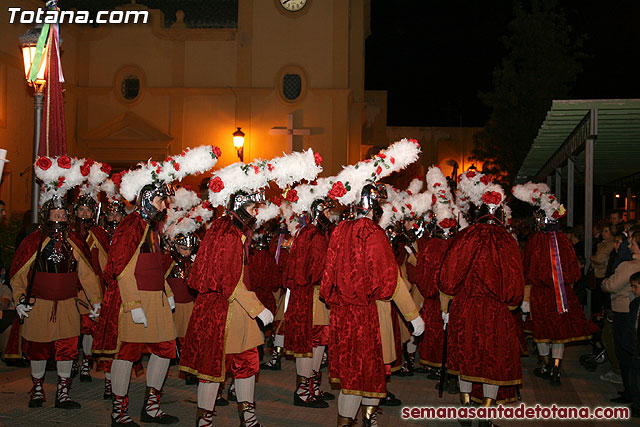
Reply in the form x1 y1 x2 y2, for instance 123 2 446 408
439 223 524 385
92 213 146 357
523 231 591 343
284 224 328 357
179 216 243 380
415 237 451 367
246 247 281 315
320 218 398 398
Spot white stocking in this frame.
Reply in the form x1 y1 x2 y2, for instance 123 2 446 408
30 360 46 379
146 354 170 390
551 343 564 359
459 378 472 393
537 342 550 357
197 382 220 411
482 383 498 399
111 359 133 396
234 376 255 403
406 336 417 354
82 334 93 356
57 360 73 378
312 346 325 372
273 334 284 348
338 391 362 418
296 356 313 378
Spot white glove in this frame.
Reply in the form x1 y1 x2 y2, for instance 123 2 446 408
89 303 101 320
167 296 175 311
442 311 449 330
521 301 530 314
404 245 413 254
16 303 32 320
410 316 425 336
131 307 148 328
257 308 274 326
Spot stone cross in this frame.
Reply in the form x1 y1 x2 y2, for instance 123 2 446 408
268 113 311 152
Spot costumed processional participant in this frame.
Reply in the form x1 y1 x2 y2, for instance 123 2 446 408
319 139 426 427
512 182 591 386
261 199 298 371
162 187 214 381
93 146 220 426
179 149 322 427
71 159 112 382
95 174 128 400
438 170 524 425
10 155 102 409
284 176 337 408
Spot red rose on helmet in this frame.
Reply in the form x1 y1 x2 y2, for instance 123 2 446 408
112 172 123 187
36 157 52 170
101 163 111 175
56 176 66 188
57 155 71 169
432 194 437 206
465 170 476 179
480 175 491 185
213 146 222 158
196 215 203 223
390 157 395 164
252 165 260 174
267 163 274 172
286 189 299 203
314 152 323 165
202 200 213 210
208 176 225 193
80 163 91 177
173 162 180 171
378 153 386 159
271 196 282 207
376 166 382 175
482 191 502 205
328 181 347 200
439 218 457 229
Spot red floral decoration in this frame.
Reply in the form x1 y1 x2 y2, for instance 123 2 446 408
36 157 52 170
376 166 382 175
213 146 222 158
112 172 123 187
56 176 66 188
208 176 225 193
328 181 347 199
480 175 491 185
174 162 181 171
390 157 395 164
267 163 274 172
314 152 323 165
80 163 91 177
439 218 457 229
202 200 213 210
195 215 203 223
286 189 299 203
482 191 502 205
465 170 476 179
101 163 111 175
252 165 260 174
57 156 71 169
271 196 282 207
378 153 386 159
432 194 437 206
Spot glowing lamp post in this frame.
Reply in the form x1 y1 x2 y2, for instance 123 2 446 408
20 26 48 224
233 127 245 162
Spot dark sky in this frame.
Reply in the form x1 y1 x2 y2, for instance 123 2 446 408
365 0 640 127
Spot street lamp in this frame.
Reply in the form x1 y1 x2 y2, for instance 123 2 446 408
20 26 48 224
233 127 245 162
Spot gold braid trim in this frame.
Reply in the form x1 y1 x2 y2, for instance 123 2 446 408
11 237 51 285
533 335 592 344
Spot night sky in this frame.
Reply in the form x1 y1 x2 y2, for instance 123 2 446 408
365 0 640 127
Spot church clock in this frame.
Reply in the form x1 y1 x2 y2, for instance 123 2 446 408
279 0 307 12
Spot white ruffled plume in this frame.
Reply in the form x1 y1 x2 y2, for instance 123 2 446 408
407 178 423 195
207 161 271 208
457 170 485 207
266 149 323 189
255 202 280 228
378 203 395 230
511 182 550 206
290 177 332 215
101 179 117 200
35 156 86 205
120 161 154 202
165 201 213 241
280 202 300 236
482 182 506 208
165 187 201 232
331 138 421 205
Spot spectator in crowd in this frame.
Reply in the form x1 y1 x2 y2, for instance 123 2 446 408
602 231 640 404
591 223 615 313
615 223 640 270
625 271 640 418
565 225 585 258
609 210 625 228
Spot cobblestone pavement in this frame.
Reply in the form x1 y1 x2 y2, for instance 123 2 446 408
0 341 633 426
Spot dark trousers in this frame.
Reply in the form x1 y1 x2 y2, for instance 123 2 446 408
631 353 640 410
613 311 632 397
